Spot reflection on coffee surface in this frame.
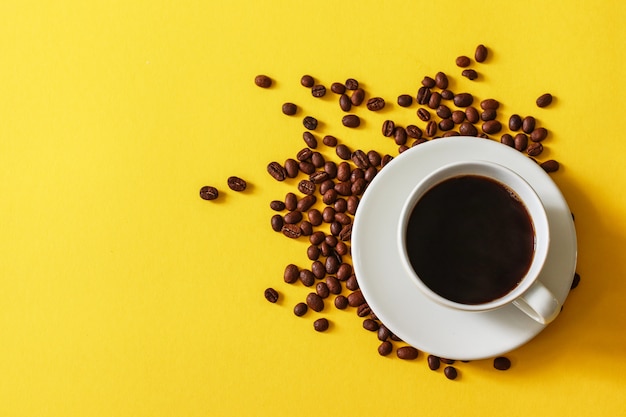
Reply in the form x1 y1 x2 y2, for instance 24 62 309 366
406 175 535 305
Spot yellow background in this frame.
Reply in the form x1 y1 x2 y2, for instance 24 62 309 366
1 0 625 416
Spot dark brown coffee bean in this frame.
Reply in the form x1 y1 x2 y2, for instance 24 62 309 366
308 172 327 186
417 86 431 105
254 74 272 88
364 166 377 182
350 88 365 106
334 295 348 309
416 108 430 122
297 179 316 196
397 94 413 107
465 106 479 123
475 44 488 62
315 282 330 299
336 263 352 282
227 176 246 191
339 224 352 241
480 109 497 121
302 132 317 149
334 212 351 226
346 275 359 291
300 75 314 88
306 292 324 312
428 91 442 109
270 200 285 211
367 97 385 111
441 89 454 100
461 69 478 80
311 84 326 97
382 120 395 137
321 189 336 206
381 154 393 167
321 207 335 224
311 260 326 279
347 290 365 307
335 162 350 181
443 131 460 138
482 120 502 134
346 196 359 215
284 192 298 211
440 358 455 364
325 234 338 247
397 346 419 360
282 223 301 239
439 118 454 131
540 159 560 172
333 182 350 197
522 116 536 134
398 145 409 153
330 82 346 94
451 110 466 124
313 318 329 332
456 56 471 67
514 133 528 151
325 255 340 275
527 142 544 156
298 161 314 174
427 355 441 370
267 161 287 181
199 186 218 200
309 231 325 245
405 125 422 139
284 210 303 224
323 135 338 147
339 93 352 112
283 264 299 284
435 71 449 89
326 276 342 294
509 114 523 131
342 114 361 128
356 303 371 317
284 158 299 178
335 240 348 256
571 272 581 289
330 221 342 237
303 116 318 131
299 269 315 286
422 76 436 88
311 152 325 167
480 98 499 110
378 341 393 356
300 221 313 236
453 93 474 107
494 356 511 370
363 318 379 331
425 120 437 137
366 150 381 167
264 287 279 303
536 93 553 108
377 324 391 341
304 210 321 228
459 121 477 136
306 244 320 261
530 127 548 142
350 149 369 169
294 302 308 316
392 126 407 145
501 133 514 147
444 366 458 380
271 214 284 232
296 148 313 162
436 105 452 119
345 78 359 90
282 102 297 116
336 144 352 160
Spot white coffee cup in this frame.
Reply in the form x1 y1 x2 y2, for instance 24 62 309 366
397 160 560 324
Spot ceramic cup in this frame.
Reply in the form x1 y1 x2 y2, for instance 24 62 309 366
398 160 560 324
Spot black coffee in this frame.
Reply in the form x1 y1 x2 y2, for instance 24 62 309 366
405 175 535 305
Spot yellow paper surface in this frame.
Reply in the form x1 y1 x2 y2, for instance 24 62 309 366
1 1 625 416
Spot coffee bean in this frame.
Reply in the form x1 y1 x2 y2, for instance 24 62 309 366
299 269 315 286
378 341 393 356
382 120 395 137
264 287 279 303
509 114 522 131
314 318 329 332
347 290 365 307
306 292 324 312
482 120 502 134
199 185 219 200
300 75 314 88
397 94 413 107
271 214 284 232
303 116 318 131
323 135 338 147
315 282 330 299
406 125 423 139
283 264 299 284
326 276 342 294
331 82 346 94
425 120 437 137
381 154 393 167
522 116 536 134
454 93 474 107
443 131 460 137
296 148 312 162
417 86 431 105
339 94 352 112
536 93 553 108
394 127 408 145
298 161 315 175
284 159 299 178
307 244 320 261
351 149 370 169
436 105 452 119
300 221 312 236
441 89 454 100
312 152 325 168
294 302 308 316
417 108 430 122
494 356 511 370
281 102 298 116
335 240 348 256
501 133 514 147
336 144 352 160
311 260 326 279
345 78 359 90
270 200 285 211
540 159 560 172
347 196 359 215
513 133 528 151
428 91 442 109
444 366 458 380
397 346 419 360
325 255 340 275
367 97 386 111
339 224 352 241
367 150 382 167
311 85 326 97
435 71 449 89
363 319 379 331
342 114 361 128
422 76 436 88
451 110 466 124
284 210 303 224
427 355 441 370
334 295 349 309
285 192 298 211
356 303 371 317
309 231 325 246
530 127 548 142
480 98 499 110
377 324 391 341
345 274 359 291
527 142 544 156
465 106 480 123
459 121 477 136
350 88 365 106
475 44 488 62
334 213 351 226
571 272 581 289
282 223 302 239
227 176 247 191
481 109 497 121
267 161 287 181
254 74 272 88
455 56 471 67
338 264 353 281
439 118 454 131
440 358 455 364
461 69 478 80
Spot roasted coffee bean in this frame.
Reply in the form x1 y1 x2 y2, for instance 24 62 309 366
321 207 335 224
303 116 318 131
435 71 449 89
394 127 408 145
311 260 326 279
337 264 353 282
199 186 219 200
461 69 478 80
398 145 409 153
267 161 287 181
456 56 471 67
335 240 348 256
334 295 349 309
427 355 441 370
271 214 284 232
378 341 393 356
336 144 352 160
377 324 391 341
284 158 299 178
323 135 338 147
482 120 502 134
305 210 321 227
363 318 379 331
397 346 419 360
300 75 314 88
364 166 377 182
227 176 247 191
298 179 316 195
321 189 337 205
282 102 297 116
334 212 351 226
306 292 324 312
459 121 478 136
294 302 308 316
422 76 436 88
339 224 352 241
309 231 325 245
336 162 351 181
312 152 326 168
501 133 514 147
480 109 497 121
296 147 313 162
285 192 298 211
299 269 315 286
444 366 458 380
436 105 452 119
480 99 499 110
439 118 454 131
330 221 342 236
311 84 326 97
346 196 359 215
536 93 553 108
315 282 330 299
330 82 346 94
440 358 455 364
540 159 560 172
325 254 340 275
514 133 528 151
356 303 371 317
417 108 431 122
508 114 523 132
397 94 413 107
443 131 460 137
313 318 329 332
428 91 442 109
475 44 488 62
571 272 581 289
326 276 342 294
441 89 454 100
298 161 315 174
284 264 299 284
527 142 544 156
453 93 473 107
345 78 359 90
366 97 385 111
522 116 536 134
494 356 512 370
347 290 365 307
367 150 382 166
351 149 370 169
270 200 285 211
300 221 312 236
284 210 303 224
381 154 393 167
302 131 318 148
426 120 437 137
342 114 361 128
350 88 365 106
465 106 480 123
451 110 466 124
530 127 548 142
254 74 272 88
339 94 352 112
307 244 320 261
417 86 431 105
264 287 279 303
382 120 395 137
282 223 301 239
406 125 423 139
333 182 350 197
308 172 328 185
345 274 359 291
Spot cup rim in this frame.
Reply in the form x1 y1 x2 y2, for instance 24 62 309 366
397 159 550 312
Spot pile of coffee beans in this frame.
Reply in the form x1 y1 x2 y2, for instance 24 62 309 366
201 44 581 379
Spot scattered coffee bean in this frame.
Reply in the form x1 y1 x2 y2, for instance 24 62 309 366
427 355 441 370
397 94 413 107
311 85 326 97
455 56 471 67
282 223 302 238
367 97 385 111
300 221 313 236
326 276 342 294
417 108 431 121
481 109 497 121
363 318 379 332
382 120 395 137
282 102 297 115
285 192 298 210
336 144 352 160
522 116 536 134
406 125 423 139
440 358 455 365
536 93 553 108
347 290 365 307
298 179 316 195
465 106 479 123
323 135 338 147
342 114 361 128
254 74 272 88
303 116 318 130
501 133 514 147
271 214 284 232
377 324 391 341
527 142 544 156
350 88 365 106
454 93 474 107
394 127 408 145
493 356 511 370
300 75 314 88
571 272 581 289
426 120 438 137
284 159 299 178
530 127 548 142
199 185 219 200
378 341 393 356
314 318 329 332
451 110 466 124
435 72 449 89
345 78 359 90
482 120 502 134
475 44 488 62
284 264 299 284
334 295 349 309
227 176 247 191
367 150 382 166
462 69 478 80
267 161 287 181
307 244 320 260
540 159 560 172
444 366 458 380
514 133 528 151
294 302 308 316
306 292 324 312
339 94 352 112
316 282 330 298
439 118 454 131
417 86 431 105
356 303 371 317
459 121 478 136
397 346 419 360
441 89 454 100
331 82 346 94
422 76 436 88
311 261 326 279
509 114 523 131
299 269 315 286
270 200 285 211
284 210 303 224
480 99 499 110
428 91 442 109
264 287 279 303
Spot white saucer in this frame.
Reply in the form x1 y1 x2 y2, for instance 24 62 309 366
352 136 577 360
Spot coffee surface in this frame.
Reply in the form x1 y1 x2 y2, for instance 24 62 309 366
406 175 535 305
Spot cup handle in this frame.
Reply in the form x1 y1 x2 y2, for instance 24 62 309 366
512 281 560 325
